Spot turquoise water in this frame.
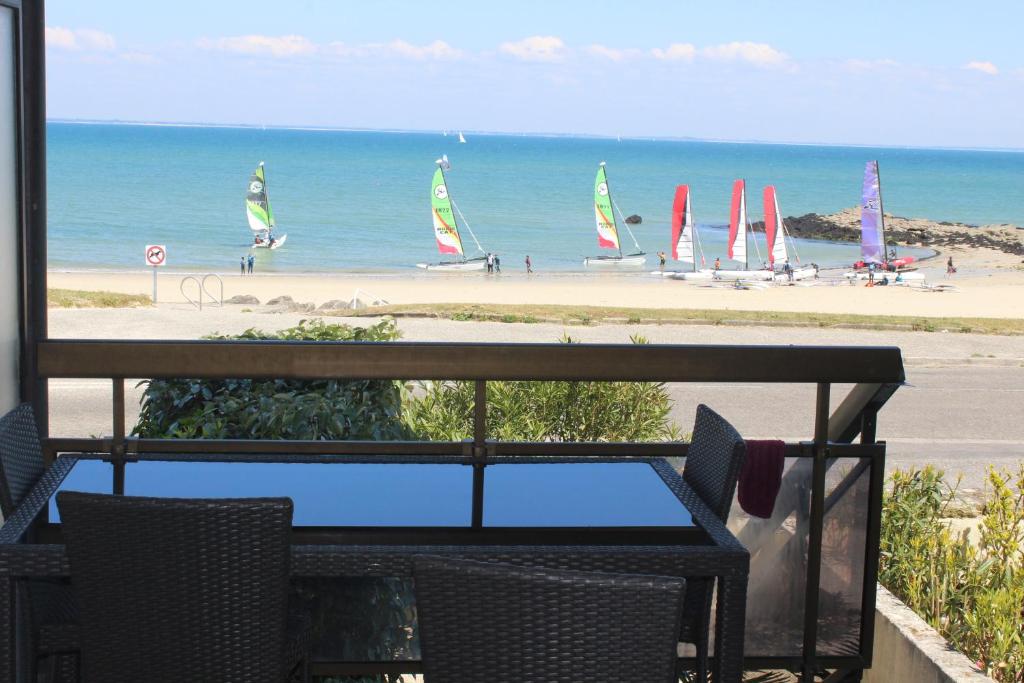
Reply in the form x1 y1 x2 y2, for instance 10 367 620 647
47 122 1023 273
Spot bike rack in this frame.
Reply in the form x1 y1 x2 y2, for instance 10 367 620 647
180 274 225 311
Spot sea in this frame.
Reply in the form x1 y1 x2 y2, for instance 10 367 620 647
47 122 1024 274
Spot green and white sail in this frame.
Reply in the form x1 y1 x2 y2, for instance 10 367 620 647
594 163 619 250
431 166 464 255
246 162 275 233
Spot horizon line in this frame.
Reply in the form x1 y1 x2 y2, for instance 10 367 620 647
45 117 1024 154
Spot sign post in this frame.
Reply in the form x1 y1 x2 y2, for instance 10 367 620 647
145 245 166 302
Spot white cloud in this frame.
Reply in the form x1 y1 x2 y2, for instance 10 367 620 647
499 36 567 62
843 58 898 73
198 34 316 58
701 41 789 68
119 52 158 65
45 26 116 51
386 39 462 60
964 60 998 75
650 43 697 62
586 44 642 62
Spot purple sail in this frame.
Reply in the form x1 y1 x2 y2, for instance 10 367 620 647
860 161 885 263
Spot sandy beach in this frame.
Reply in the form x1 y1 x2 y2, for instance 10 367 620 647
48 243 1024 319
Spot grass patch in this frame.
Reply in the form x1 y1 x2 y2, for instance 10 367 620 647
48 288 152 308
341 303 1024 335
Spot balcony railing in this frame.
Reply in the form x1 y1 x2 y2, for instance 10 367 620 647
31 339 903 680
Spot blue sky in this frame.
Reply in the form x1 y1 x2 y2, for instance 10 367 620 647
45 1 1024 148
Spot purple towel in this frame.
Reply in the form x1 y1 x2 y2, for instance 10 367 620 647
738 440 785 519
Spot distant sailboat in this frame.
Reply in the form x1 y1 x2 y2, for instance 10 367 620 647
583 162 646 268
713 179 771 281
458 131 467 143
416 156 488 271
668 185 712 280
763 186 816 281
246 162 287 250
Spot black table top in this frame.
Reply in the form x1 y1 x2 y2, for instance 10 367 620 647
49 460 695 529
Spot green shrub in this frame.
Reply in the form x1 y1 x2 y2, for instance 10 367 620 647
133 319 409 441
403 335 681 442
880 466 1023 681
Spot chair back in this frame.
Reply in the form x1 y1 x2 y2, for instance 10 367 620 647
57 492 293 683
0 403 44 517
414 556 685 683
683 404 746 520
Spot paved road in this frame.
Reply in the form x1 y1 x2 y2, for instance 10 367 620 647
47 308 1024 503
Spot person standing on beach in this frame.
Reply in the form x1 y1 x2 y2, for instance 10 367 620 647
494 254 501 273
525 255 533 273
658 251 666 271
240 256 246 276
486 253 493 273
247 254 255 274
947 256 955 277
714 257 721 271
867 262 876 284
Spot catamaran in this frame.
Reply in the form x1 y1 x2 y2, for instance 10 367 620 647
713 179 772 281
458 131 467 143
416 156 488 271
583 162 646 268
667 185 713 280
763 186 816 282
246 162 287 250
845 161 923 282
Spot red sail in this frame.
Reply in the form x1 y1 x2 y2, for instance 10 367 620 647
670 185 688 261
728 179 744 260
763 185 778 265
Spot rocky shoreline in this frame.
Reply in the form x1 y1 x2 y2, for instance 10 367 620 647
752 207 1024 257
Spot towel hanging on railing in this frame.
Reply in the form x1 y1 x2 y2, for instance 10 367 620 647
738 439 785 519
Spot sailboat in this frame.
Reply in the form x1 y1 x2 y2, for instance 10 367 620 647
583 162 646 268
458 131 467 143
667 185 713 280
845 161 922 282
246 162 287 250
416 156 488 271
763 186 816 282
713 179 772 281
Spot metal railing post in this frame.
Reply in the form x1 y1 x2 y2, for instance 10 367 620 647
802 382 830 681
471 380 487 528
112 379 125 495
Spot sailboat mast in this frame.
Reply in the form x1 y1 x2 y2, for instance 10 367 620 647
875 161 889 261
261 162 273 237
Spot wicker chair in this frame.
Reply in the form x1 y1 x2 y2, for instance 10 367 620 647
413 555 685 683
0 403 80 682
680 404 747 681
56 492 310 683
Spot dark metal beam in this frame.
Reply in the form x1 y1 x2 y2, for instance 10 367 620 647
37 340 907 383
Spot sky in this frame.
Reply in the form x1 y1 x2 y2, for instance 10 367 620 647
44 1 1024 148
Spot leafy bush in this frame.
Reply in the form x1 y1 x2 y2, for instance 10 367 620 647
880 466 1024 681
403 334 681 442
133 319 409 441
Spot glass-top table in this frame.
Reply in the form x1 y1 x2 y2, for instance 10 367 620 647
49 460 694 529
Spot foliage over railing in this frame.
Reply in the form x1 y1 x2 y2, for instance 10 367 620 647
880 466 1024 682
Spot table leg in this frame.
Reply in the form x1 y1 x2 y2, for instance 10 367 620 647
713 574 747 683
0 574 12 683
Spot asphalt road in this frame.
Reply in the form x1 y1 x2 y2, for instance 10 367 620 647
47 308 1024 504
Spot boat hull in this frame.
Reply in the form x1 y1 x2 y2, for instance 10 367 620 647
712 269 774 281
416 256 488 272
670 270 714 281
252 234 287 250
773 266 818 282
584 252 647 268
843 270 926 282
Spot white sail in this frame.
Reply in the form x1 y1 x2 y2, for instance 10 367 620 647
771 190 788 265
729 180 747 264
458 131 467 143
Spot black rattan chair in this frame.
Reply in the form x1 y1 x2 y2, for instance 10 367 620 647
681 403 747 681
56 492 310 683
0 403 80 682
413 555 685 683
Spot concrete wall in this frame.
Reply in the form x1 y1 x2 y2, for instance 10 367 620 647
864 585 994 683
0 8 19 414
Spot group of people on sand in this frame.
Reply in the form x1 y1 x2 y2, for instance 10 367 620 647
239 254 255 275
485 253 535 274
